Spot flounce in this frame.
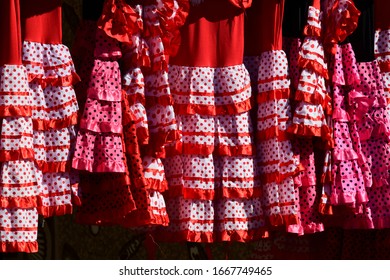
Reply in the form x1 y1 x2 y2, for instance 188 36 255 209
153 0 190 57
174 112 255 156
79 98 122 134
122 68 146 105
287 122 333 145
72 130 126 173
0 149 34 162
97 0 141 45
0 241 38 254
169 64 252 116
330 189 369 206
86 59 123 102
22 41 80 88
268 213 300 228
175 98 252 116
33 112 78 131
142 156 168 192
257 50 290 97
141 0 189 60
323 0 361 54
297 54 329 80
157 229 214 243
35 160 71 173
333 148 358 161
37 204 73 218
217 228 268 243
122 97 149 146
0 196 37 209
0 160 40 205
295 79 332 114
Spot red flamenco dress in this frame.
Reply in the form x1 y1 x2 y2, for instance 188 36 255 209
71 0 138 225
21 0 80 218
119 0 189 228
161 0 267 243
0 0 38 253
245 0 302 233
0 0 81 253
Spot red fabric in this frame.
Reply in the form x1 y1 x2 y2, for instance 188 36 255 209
20 0 62 44
374 0 390 30
97 0 140 44
0 196 37 209
34 160 71 173
170 0 246 67
37 204 73 218
244 0 285 55
0 241 38 253
228 0 252 9
28 71 81 89
0 0 22 65
0 148 34 162
218 228 269 243
33 112 78 131
323 0 360 54
269 213 300 227
174 97 252 116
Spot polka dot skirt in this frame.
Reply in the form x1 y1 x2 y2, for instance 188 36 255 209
253 50 301 229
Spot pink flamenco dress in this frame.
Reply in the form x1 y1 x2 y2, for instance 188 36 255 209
323 0 390 229
285 0 331 234
367 0 390 228
245 0 302 234
161 0 267 243
319 0 363 223
71 1 137 225
0 0 38 253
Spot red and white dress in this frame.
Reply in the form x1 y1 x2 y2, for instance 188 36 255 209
0 0 38 253
0 0 80 253
21 0 80 218
161 0 267 243
245 0 302 233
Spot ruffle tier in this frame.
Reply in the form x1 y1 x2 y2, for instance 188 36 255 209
169 64 252 116
170 111 254 156
72 130 126 173
0 208 38 253
163 154 260 200
22 41 80 89
160 196 267 243
0 160 39 208
36 170 80 217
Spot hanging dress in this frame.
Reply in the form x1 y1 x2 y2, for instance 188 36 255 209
161 0 267 243
21 0 80 218
0 0 38 253
245 0 302 233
